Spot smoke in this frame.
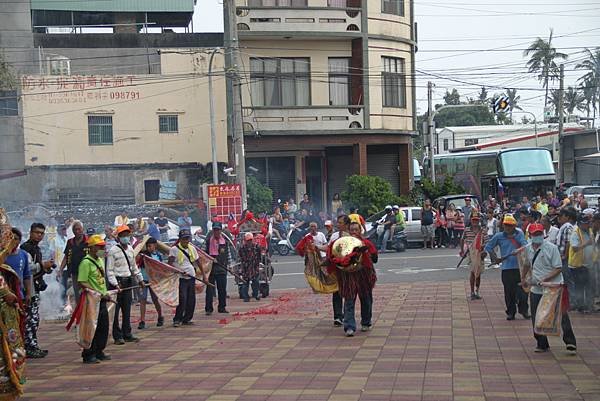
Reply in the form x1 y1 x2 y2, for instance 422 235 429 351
39 269 70 321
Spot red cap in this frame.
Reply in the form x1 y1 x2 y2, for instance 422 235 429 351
528 223 544 235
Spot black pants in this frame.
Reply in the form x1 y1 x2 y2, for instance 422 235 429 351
332 291 343 321
530 292 576 349
570 267 593 311
241 274 259 301
205 273 227 312
112 278 133 341
82 300 109 360
501 269 529 317
174 278 196 323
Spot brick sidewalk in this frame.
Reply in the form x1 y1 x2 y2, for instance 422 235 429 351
23 280 600 401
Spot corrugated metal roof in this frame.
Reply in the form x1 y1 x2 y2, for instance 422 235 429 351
31 0 195 13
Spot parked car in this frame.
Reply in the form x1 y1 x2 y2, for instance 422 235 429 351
433 194 480 211
566 185 600 207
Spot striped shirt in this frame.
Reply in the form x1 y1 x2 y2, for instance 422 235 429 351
462 228 488 250
557 222 573 260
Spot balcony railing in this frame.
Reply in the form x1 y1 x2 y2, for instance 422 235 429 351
242 105 364 132
235 6 362 34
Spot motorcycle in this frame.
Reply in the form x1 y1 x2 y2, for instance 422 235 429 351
274 224 305 256
367 220 408 252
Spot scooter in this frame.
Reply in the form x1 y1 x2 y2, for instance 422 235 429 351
274 224 305 256
367 221 408 252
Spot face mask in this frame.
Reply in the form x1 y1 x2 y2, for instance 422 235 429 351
97 250 106 258
119 236 131 245
531 236 544 245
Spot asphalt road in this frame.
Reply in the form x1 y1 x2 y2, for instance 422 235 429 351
253 247 502 291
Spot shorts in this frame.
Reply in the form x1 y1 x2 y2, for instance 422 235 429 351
139 281 151 301
421 224 435 239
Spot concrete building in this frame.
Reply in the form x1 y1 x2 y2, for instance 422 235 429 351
1 0 416 210
236 0 417 211
0 0 226 206
562 128 600 185
437 123 584 155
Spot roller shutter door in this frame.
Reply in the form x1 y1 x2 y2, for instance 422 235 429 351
367 144 400 194
327 147 354 201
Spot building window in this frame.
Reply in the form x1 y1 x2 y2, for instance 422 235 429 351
88 115 113 145
382 0 404 16
0 90 18 116
328 0 346 7
46 55 71 76
250 57 310 107
328 58 351 106
443 138 449 151
464 138 479 146
249 0 307 6
381 56 406 108
159 115 179 133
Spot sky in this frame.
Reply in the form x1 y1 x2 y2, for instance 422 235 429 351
192 0 600 124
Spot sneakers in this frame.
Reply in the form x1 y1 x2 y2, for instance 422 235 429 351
345 329 355 337
566 344 577 355
474 292 482 300
254 296 260 301
534 347 549 353
26 349 46 359
521 312 532 319
470 293 477 301
243 299 250 303
361 325 372 332
205 311 213 316
83 357 100 364
114 338 125 345
123 336 140 343
506 315 516 321
157 316 164 327
138 321 146 330
173 321 181 327
333 318 343 327
218 309 229 314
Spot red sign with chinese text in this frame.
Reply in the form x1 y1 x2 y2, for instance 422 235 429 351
207 184 243 221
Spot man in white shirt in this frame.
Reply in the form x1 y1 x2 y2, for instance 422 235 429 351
106 225 144 345
329 215 351 327
306 222 327 258
114 210 130 227
541 216 559 245
523 223 576 354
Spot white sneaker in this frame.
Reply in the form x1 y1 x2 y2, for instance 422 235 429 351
361 325 372 332
345 329 355 337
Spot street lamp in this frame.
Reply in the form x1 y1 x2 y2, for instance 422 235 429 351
511 110 538 146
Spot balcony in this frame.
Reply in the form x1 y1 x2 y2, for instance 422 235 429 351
235 5 362 36
242 105 364 132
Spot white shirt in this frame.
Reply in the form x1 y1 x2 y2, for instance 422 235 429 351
106 244 142 287
169 244 198 279
308 232 327 258
544 226 560 245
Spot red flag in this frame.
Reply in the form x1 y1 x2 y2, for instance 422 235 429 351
143 256 182 307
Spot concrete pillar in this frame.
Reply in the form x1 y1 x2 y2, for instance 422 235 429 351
295 155 305 203
352 143 367 175
398 144 412 195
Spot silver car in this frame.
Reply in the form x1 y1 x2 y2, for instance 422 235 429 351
365 207 427 245
566 185 600 207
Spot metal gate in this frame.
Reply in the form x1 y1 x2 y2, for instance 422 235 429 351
367 144 400 194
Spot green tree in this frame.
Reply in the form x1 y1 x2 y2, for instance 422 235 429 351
523 28 568 109
563 86 585 115
419 176 466 201
434 104 496 127
580 78 597 123
505 88 522 122
549 89 560 116
341 175 405 216
0 53 17 90
443 89 461 105
246 175 273 214
477 87 488 104
576 47 600 126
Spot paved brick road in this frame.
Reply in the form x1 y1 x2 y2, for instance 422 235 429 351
23 280 600 401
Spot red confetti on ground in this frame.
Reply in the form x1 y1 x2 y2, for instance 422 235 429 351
217 318 229 324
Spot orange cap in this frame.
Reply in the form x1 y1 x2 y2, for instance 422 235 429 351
115 225 131 235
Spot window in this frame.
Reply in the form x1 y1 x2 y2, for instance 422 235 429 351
46 55 70 76
464 138 479 146
0 90 18 116
328 0 346 6
249 0 307 6
443 138 449 151
382 0 404 15
159 115 179 133
88 115 113 145
381 56 406 108
328 58 350 106
250 57 310 107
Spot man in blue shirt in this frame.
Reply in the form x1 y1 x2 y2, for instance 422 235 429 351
3 228 32 301
147 218 161 241
484 214 530 320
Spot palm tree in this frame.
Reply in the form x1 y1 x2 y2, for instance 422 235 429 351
580 78 597 123
576 47 600 127
505 88 522 122
563 87 585 115
549 89 560 116
523 29 568 109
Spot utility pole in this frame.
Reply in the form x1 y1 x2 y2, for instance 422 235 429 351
208 47 220 185
557 64 565 185
427 81 436 184
223 0 248 209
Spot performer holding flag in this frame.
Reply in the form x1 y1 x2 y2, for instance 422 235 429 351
75 235 111 364
459 212 488 301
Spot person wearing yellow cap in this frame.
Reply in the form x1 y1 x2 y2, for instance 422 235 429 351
483 214 530 320
106 225 144 345
78 235 111 364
